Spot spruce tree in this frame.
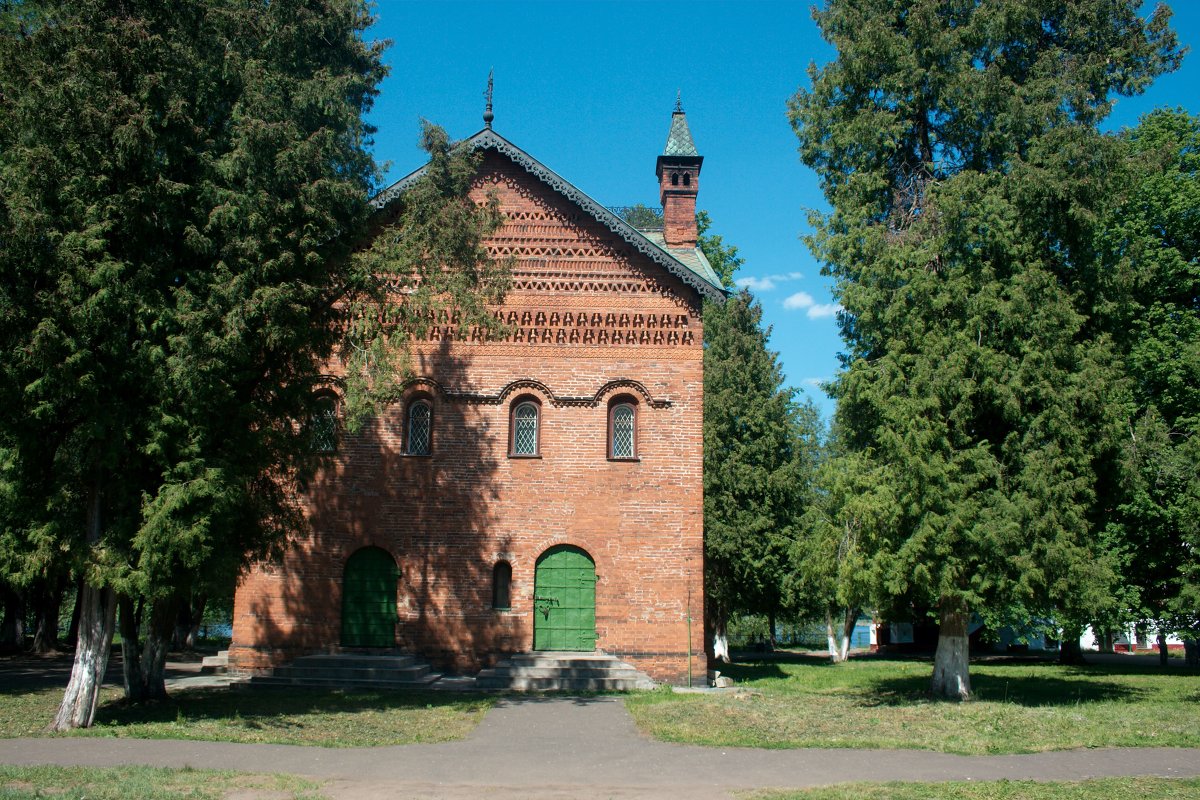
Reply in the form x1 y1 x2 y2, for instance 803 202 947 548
790 0 1180 697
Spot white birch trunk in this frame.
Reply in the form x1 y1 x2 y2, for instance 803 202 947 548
825 610 841 662
52 483 116 730
712 615 730 663
838 607 857 662
931 599 971 701
52 582 115 729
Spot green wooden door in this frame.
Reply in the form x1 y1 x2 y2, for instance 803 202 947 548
341 547 397 648
533 546 597 651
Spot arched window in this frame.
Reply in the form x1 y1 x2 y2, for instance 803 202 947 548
510 398 540 457
309 393 339 453
682 172 691 187
492 561 512 610
608 398 637 460
406 399 432 456
670 172 679 186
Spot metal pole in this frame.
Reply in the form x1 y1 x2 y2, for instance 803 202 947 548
687 582 693 688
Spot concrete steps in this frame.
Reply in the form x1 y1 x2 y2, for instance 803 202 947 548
247 652 441 690
475 652 656 692
200 650 230 675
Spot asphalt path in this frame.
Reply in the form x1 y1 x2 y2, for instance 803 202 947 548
3 695 1200 799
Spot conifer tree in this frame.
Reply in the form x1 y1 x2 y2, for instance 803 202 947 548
1100 109 1200 661
790 0 1180 698
0 0 504 726
700 216 822 660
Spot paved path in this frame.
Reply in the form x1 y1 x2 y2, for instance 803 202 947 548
2 696 1199 799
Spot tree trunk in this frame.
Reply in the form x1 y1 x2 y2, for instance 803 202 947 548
825 609 841 662
1184 638 1198 667
51 582 115 729
1157 632 1169 667
0 585 24 650
1097 627 1114 654
31 577 65 653
1059 624 1087 665
183 594 206 650
52 482 116 731
118 595 146 703
839 606 858 662
766 608 777 651
711 614 730 664
139 596 178 701
931 599 971 701
65 576 84 649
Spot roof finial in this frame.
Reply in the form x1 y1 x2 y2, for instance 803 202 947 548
675 90 682 113
483 70 494 129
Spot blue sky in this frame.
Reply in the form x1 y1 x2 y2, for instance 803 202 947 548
366 1 1200 420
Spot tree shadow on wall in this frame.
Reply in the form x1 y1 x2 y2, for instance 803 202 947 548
247 335 516 675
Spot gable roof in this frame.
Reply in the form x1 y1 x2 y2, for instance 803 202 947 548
372 127 727 303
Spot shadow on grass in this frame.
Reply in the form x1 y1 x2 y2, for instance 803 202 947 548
719 653 836 683
90 687 482 728
855 671 1144 708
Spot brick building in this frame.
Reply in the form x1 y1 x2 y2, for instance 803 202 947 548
229 102 725 684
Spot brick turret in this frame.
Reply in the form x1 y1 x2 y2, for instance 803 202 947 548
655 97 703 248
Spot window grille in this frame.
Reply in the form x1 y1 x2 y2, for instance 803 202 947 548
408 401 431 455
310 396 338 453
513 402 539 455
611 404 635 458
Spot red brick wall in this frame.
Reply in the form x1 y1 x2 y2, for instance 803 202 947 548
231 150 708 684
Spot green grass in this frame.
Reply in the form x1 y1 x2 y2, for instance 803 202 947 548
0 764 327 799
628 654 1200 754
746 777 1200 800
0 685 493 747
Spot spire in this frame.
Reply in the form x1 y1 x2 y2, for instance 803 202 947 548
656 95 703 249
483 70 494 129
663 95 698 157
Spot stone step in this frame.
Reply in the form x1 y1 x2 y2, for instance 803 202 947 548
247 672 442 690
476 665 645 680
272 664 432 681
475 675 653 692
200 650 230 675
475 652 657 692
289 654 417 670
246 652 441 690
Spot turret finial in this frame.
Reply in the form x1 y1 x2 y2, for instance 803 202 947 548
483 70 495 128
675 89 682 113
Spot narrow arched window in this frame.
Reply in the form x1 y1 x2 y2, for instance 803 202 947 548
511 399 540 457
671 172 680 186
406 399 432 456
682 173 691 186
309 394 338 453
609 400 637 460
492 561 512 610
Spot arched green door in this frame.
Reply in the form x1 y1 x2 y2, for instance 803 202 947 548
533 545 597 651
341 547 397 648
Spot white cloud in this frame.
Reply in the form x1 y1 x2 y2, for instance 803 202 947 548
805 302 842 319
783 291 815 310
802 377 826 389
735 272 805 293
737 275 777 292
783 292 841 319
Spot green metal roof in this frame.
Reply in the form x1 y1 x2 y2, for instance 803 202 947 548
663 110 698 157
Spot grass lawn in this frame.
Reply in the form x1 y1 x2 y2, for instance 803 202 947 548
627 654 1200 754
0 765 327 800
0 685 493 747
748 777 1200 800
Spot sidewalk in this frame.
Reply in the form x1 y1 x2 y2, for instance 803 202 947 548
2 695 1199 799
